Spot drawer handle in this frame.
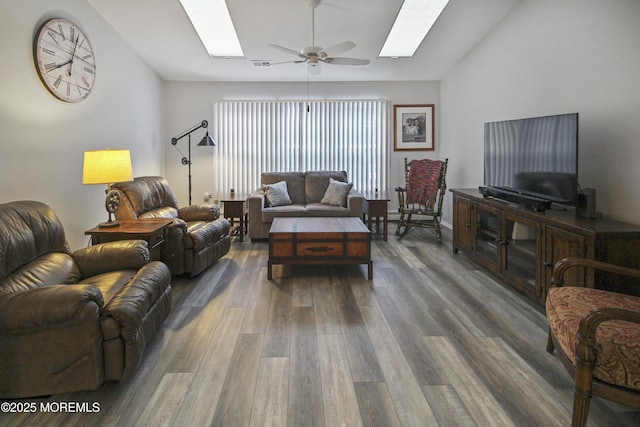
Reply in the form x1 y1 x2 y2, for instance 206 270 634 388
306 246 334 253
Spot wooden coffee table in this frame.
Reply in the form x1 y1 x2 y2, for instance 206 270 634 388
268 217 372 280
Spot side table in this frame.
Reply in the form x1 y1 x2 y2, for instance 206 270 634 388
220 193 247 242
85 219 172 261
362 190 390 241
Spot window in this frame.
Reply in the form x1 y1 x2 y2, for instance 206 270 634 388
210 100 390 199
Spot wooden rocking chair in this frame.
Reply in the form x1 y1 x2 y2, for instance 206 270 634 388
395 157 448 241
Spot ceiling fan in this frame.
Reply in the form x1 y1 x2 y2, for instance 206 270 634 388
267 0 369 73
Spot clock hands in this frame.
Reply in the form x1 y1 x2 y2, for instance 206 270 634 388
68 35 80 76
45 35 79 75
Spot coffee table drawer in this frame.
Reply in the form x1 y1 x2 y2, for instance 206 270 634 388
297 242 343 257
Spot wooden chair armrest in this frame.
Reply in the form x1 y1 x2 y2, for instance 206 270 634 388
551 257 640 288
576 307 640 364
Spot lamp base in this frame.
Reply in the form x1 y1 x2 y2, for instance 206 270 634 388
99 220 121 228
101 190 122 228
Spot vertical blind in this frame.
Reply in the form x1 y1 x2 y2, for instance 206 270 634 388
211 100 390 200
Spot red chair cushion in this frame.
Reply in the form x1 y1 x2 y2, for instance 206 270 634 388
546 287 640 391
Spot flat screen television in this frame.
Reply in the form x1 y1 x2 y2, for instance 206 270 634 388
483 113 579 209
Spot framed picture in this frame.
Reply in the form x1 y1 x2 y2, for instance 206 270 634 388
393 104 435 151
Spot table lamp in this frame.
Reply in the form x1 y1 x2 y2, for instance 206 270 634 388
82 149 133 227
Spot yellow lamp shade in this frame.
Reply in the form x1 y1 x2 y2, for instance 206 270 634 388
82 149 133 184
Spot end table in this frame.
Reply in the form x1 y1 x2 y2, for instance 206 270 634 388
85 219 172 261
220 193 247 242
362 190 390 241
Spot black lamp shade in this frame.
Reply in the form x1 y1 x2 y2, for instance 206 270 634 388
198 132 216 146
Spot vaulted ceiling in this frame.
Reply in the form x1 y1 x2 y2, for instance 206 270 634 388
89 0 521 82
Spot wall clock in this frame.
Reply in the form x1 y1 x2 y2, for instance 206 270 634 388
33 17 96 102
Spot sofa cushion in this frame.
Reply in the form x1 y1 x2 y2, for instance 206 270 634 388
305 171 348 203
321 178 353 207
305 203 350 217
261 172 306 205
262 204 307 222
263 181 293 207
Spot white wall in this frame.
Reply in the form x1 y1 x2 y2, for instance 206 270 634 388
0 0 166 249
164 81 440 211
440 0 640 225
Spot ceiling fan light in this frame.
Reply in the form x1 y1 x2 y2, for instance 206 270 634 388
379 0 450 58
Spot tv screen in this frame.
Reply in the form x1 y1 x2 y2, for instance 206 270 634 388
484 113 579 206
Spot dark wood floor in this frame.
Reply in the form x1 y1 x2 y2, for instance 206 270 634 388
2 226 639 426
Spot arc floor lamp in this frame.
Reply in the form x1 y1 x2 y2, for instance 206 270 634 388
171 120 216 205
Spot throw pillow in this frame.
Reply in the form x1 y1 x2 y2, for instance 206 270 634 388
321 178 353 207
263 180 293 207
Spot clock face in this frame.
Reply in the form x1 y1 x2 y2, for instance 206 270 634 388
34 18 96 103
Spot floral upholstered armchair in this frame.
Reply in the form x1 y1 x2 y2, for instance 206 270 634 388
546 257 640 427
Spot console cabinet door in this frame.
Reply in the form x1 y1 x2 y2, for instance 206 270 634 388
453 195 474 253
473 203 502 273
504 214 541 300
543 225 587 294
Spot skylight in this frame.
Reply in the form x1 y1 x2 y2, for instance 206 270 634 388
179 0 244 58
379 0 450 58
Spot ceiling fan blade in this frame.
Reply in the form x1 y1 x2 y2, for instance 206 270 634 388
268 44 304 58
323 57 370 66
321 41 356 57
270 59 308 66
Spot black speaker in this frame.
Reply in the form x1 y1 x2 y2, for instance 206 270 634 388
576 188 596 218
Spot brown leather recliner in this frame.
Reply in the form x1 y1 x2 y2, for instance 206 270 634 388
112 176 231 276
0 201 172 398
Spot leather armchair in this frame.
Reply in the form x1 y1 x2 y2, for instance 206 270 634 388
0 201 171 398
112 176 231 276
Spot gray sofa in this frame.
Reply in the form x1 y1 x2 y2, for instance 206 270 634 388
247 171 364 240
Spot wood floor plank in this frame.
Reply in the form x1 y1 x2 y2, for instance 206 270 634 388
291 270 314 307
449 334 572 426
288 307 325 427
210 333 264 427
226 251 266 307
360 305 439 426
180 257 234 307
332 283 384 383
311 275 341 334
249 357 289 427
173 307 246 427
317 333 364 427
262 279 292 357
421 385 476 427
373 284 446 385
422 335 515 426
134 372 194 426
240 268 273 334
353 382 402 427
